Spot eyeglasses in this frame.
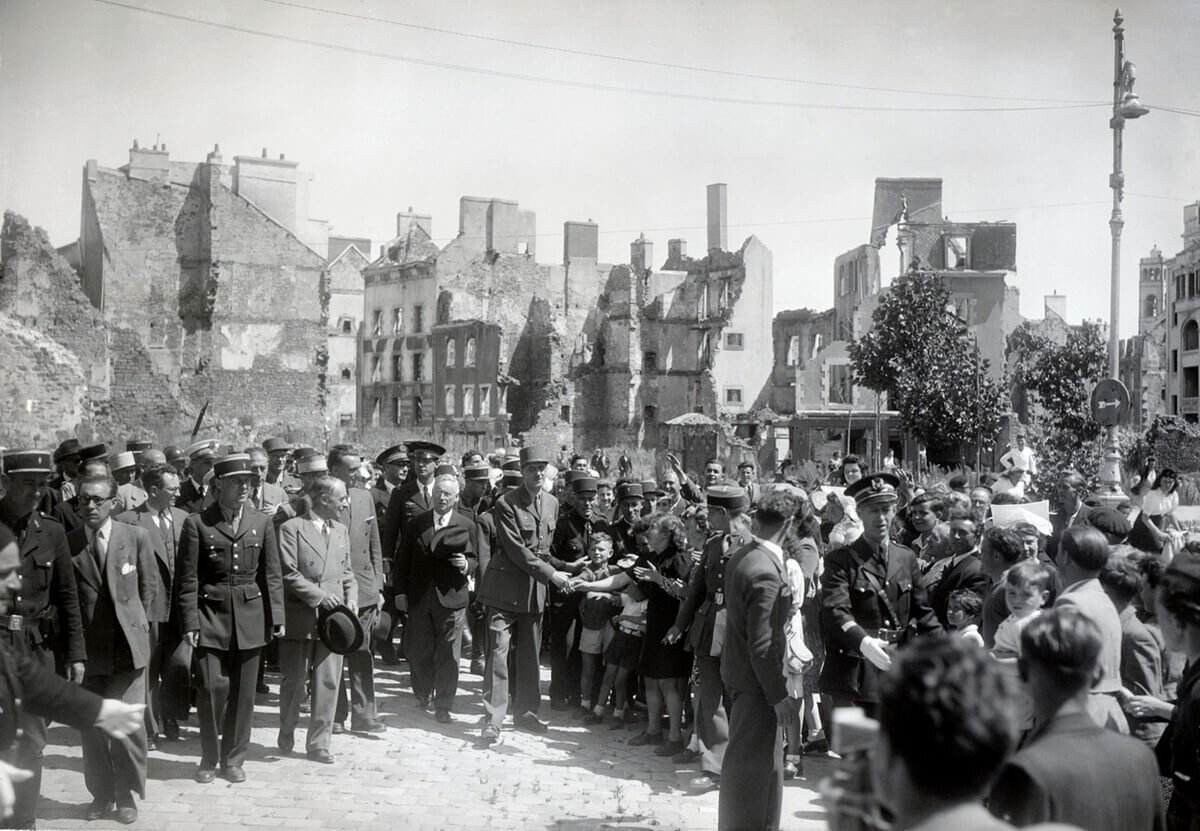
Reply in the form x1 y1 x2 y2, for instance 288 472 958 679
78 494 112 506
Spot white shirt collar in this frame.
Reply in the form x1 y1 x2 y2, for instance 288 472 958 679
88 517 113 543
434 509 452 529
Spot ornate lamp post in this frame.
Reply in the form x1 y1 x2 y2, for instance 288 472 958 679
1096 8 1149 502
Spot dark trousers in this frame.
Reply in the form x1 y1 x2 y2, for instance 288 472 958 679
2 641 51 829
546 602 581 704
144 621 183 736
719 685 783 831
468 598 486 663
82 669 147 803
483 607 542 728
406 592 465 711
195 646 261 769
336 606 379 727
695 656 730 776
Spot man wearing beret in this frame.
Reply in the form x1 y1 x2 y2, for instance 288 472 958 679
393 470 477 723
277 474 355 764
818 473 937 718
0 451 89 827
476 447 572 743
177 454 285 784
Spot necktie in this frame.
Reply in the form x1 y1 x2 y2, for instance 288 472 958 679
160 510 175 561
321 520 331 552
254 487 262 510
92 528 107 568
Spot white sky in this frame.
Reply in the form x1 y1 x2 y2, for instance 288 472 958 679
3 0 1199 337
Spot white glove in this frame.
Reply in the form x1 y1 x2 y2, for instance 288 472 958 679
860 636 893 671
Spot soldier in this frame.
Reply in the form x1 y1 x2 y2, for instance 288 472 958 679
370 445 409 524
665 485 753 790
262 437 300 495
163 446 188 478
177 440 220 514
608 482 645 563
177 454 285 784
476 447 571 744
818 473 937 718
0 450 87 829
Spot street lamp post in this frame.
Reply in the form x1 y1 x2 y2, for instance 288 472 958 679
1097 8 1149 502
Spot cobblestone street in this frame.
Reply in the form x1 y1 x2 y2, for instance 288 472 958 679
39 661 829 831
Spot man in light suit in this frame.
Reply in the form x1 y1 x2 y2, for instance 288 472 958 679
718 489 801 831
177 454 285 784
246 448 286 516
393 470 476 723
327 446 385 734
111 452 147 514
69 473 156 825
277 475 356 764
115 466 188 747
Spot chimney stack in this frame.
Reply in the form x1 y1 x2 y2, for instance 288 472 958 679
631 233 654 273
706 183 728 252
668 238 688 263
127 140 170 183
563 220 599 265
397 207 433 239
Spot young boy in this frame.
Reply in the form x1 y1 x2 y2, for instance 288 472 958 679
583 584 648 728
575 534 620 718
947 589 986 648
992 561 1053 660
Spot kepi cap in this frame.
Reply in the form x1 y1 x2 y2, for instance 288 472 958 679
640 479 662 498
296 454 327 474
615 482 644 503
212 453 254 478
706 484 749 512
1 450 54 475
519 446 550 468
110 451 136 472
185 439 221 461
501 470 524 487
570 476 599 495
126 439 152 453
262 437 293 454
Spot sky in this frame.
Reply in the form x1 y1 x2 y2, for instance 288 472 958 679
3 0 1200 337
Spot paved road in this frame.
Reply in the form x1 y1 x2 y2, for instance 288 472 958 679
40 661 829 830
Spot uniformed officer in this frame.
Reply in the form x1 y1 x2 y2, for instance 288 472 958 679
666 485 753 788
381 441 444 566
545 474 606 711
370 445 409 525
608 482 644 563
0 450 87 828
476 446 571 744
818 473 937 717
177 440 220 514
262 437 301 495
177 453 285 784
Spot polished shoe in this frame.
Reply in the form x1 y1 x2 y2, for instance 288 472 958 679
784 758 804 780
86 799 113 821
352 719 386 734
115 805 138 825
256 682 270 695
146 736 158 752
434 708 452 724
162 719 180 741
221 765 246 783
549 698 573 712
514 713 549 734
306 749 335 765
582 712 604 725
628 731 664 747
331 722 346 735
481 724 501 744
673 748 702 764
194 766 218 784
277 730 294 753
689 774 720 791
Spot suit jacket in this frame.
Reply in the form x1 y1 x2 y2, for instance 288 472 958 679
818 536 937 702
927 552 991 628
720 539 790 706
1120 605 1165 742
175 478 206 514
989 709 1163 830
176 503 285 651
370 479 394 523
476 487 558 615
381 478 434 562
115 504 188 625
52 497 84 535
0 507 86 663
67 521 155 674
249 482 286 516
339 487 383 607
116 482 148 514
1054 579 1122 693
393 510 477 610
278 514 355 641
674 533 734 658
1048 504 1092 559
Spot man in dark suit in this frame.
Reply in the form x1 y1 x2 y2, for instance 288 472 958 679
819 473 937 716
393 470 476 723
476 447 571 744
458 465 494 676
115 466 188 746
176 440 220 514
68 473 155 825
0 449 89 829
988 607 1163 830
718 489 801 831
177 454 285 784
1048 470 1091 558
326 446 385 734
276 475 356 764
927 513 991 628
381 441 442 564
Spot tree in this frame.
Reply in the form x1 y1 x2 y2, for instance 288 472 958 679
850 268 1008 465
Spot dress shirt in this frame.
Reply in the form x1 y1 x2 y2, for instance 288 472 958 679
86 518 113 565
757 537 786 568
433 510 452 531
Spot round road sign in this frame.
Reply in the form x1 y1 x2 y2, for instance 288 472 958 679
1091 379 1130 426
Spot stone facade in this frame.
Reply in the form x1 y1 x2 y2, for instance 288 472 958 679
326 242 369 432
1166 202 1200 423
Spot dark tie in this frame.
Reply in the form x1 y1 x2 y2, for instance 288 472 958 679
160 510 174 562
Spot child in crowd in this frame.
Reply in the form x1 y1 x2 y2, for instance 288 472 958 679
583 584 648 728
947 589 986 648
992 561 1053 660
575 534 620 718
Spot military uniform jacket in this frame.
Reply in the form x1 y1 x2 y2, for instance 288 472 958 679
719 539 790 706
278 514 355 641
393 509 477 610
460 505 493 590
369 478 394 523
176 478 206 514
674 533 734 658
0 508 86 663
0 638 100 757
381 478 434 562
177 503 285 651
476 487 558 615
52 497 84 535
818 536 936 701
116 504 189 625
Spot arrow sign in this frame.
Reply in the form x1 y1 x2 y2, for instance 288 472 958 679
1090 379 1130 426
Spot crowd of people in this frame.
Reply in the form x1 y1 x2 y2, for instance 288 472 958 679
0 433 1196 830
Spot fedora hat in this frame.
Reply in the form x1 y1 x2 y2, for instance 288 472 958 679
317 604 364 655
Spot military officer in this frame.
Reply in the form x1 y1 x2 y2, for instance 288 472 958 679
177 440 220 514
818 473 937 717
370 445 409 524
177 454 285 784
381 441 444 566
262 437 301 495
607 481 644 563
666 485 753 787
476 447 571 744
0 450 88 828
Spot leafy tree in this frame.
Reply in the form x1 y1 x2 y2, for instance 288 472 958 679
850 268 1008 465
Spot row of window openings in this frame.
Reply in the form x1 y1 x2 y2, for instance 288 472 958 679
374 385 496 425
1175 272 1200 301
371 305 424 336
641 332 743 372
696 280 734 320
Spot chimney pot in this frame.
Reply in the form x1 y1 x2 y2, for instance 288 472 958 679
132 139 139 150
262 147 268 158
279 153 285 160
